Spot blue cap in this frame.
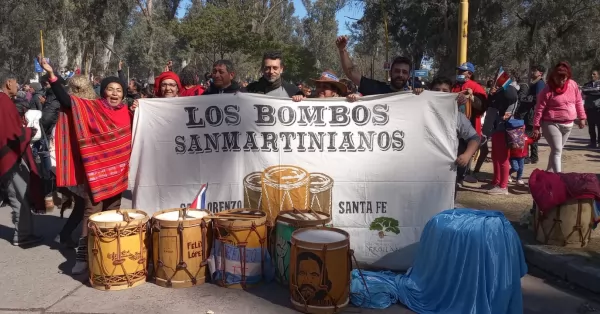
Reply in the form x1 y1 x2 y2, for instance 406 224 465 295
456 62 475 73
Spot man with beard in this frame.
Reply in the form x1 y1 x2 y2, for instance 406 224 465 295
202 60 240 95
336 36 423 95
244 52 303 97
295 252 332 304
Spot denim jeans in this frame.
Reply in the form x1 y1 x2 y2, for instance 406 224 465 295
509 157 525 180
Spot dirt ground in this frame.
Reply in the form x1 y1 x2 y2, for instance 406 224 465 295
456 134 600 261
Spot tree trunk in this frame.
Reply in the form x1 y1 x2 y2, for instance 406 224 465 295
100 33 115 77
57 28 69 71
73 42 83 73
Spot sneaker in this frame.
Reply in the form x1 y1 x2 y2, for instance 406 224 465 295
12 234 44 247
71 261 88 275
487 186 509 195
508 176 514 184
463 175 478 184
517 179 525 186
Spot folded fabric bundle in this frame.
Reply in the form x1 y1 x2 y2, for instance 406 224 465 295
350 270 399 309
395 209 527 314
530 169 600 225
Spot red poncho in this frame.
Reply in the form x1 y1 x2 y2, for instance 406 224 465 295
0 93 44 211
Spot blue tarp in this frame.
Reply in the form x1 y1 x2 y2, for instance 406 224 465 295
351 209 527 314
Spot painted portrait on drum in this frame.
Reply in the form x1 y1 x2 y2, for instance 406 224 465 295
293 251 333 304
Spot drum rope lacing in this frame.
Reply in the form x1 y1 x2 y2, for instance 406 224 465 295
153 209 208 287
262 184 309 219
535 201 594 246
214 216 267 288
89 210 147 290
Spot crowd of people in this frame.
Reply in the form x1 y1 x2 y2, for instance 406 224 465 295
1 34 597 276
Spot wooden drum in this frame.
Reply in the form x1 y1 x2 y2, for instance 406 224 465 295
274 210 331 285
243 172 263 210
152 208 211 288
88 209 149 291
290 227 350 314
309 173 334 216
261 165 310 222
534 198 596 248
211 209 270 288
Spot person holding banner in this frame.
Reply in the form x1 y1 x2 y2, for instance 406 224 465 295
40 58 133 274
336 36 423 95
291 70 351 102
244 52 303 97
532 61 586 173
154 71 182 98
202 60 241 94
430 76 481 199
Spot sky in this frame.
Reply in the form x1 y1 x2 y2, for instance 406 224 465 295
177 0 364 35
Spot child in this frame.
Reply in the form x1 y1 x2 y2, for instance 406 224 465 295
509 134 535 185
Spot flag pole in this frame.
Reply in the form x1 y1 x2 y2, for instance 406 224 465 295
457 0 469 65
40 29 45 59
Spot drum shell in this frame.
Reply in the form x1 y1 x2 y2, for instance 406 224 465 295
260 165 310 222
243 172 263 210
289 227 350 314
212 209 268 288
274 211 332 285
88 209 150 291
535 199 595 248
152 208 212 288
308 173 334 217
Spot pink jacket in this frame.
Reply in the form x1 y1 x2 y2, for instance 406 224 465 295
533 79 586 127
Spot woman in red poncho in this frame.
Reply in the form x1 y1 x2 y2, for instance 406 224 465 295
40 58 135 275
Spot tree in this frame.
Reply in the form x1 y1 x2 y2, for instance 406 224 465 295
369 217 400 239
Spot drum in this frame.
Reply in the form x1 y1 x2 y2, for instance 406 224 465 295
88 209 149 291
290 227 350 314
152 208 211 288
243 172 263 209
534 198 596 248
309 173 334 216
210 209 271 288
275 210 331 285
261 165 310 222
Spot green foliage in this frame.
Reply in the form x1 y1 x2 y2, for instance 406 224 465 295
369 217 400 235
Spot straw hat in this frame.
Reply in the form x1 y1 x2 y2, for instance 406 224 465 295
311 70 348 95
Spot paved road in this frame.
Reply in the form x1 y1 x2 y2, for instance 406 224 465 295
1 205 599 314
1 125 599 314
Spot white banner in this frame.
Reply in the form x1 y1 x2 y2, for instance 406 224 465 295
128 92 458 270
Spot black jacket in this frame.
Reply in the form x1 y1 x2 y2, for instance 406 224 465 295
243 77 302 97
39 89 60 137
202 81 241 95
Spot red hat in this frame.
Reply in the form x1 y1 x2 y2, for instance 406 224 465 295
154 71 182 97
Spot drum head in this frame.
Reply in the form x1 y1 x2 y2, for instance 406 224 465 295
155 210 209 221
293 228 346 244
90 211 146 223
262 165 309 189
309 173 333 193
